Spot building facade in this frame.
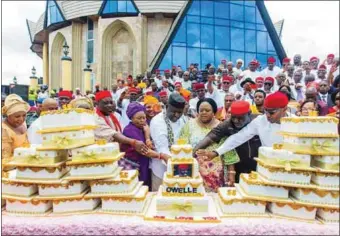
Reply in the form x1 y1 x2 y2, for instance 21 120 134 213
27 0 286 91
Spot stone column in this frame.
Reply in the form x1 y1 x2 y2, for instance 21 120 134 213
43 42 49 86
61 56 72 90
83 67 92 92
72 22 83 90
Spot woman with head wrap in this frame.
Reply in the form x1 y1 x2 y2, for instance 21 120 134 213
119 102 171 189
143 95 160 124
179 98 239 192
69 97 94 110
2 94 30 162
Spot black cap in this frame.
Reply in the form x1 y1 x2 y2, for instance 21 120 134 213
168 93 186 109
240 78 256 88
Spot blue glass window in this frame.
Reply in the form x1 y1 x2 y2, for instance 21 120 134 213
245 6 256 23
47 0 63 26
214 1 229 19
231 28 244 51
87 18 94 63
230 4 244 21
102 0 138 15
245 30 256 52
257 31 267 53
157 0 281 70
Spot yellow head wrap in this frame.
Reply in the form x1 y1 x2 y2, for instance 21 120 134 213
69 97 94 110
143 95 159 105
2 94 30 116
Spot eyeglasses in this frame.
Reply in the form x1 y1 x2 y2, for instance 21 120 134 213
264 109 279 115
320 84 328 87
264 83 273 86
223 82 230 84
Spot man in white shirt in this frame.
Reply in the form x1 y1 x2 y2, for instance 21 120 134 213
117 87 139 129
263 77 275 95
240 78 256 104
291 70 305 102
281 57 291 73
310 56 319 77
150 93 186 191
315 64 328 84
111 84 119 103
74 88 83 99
240 60 261 82
27 98 58 144
233 59 244 78
182 71 192 91
196 91 293 163
293 54 302 70
255 77 264 91
261 57 281 78
189 83 205 112
173 69 184 83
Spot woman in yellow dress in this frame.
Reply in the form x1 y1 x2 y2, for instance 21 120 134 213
2 94 30 164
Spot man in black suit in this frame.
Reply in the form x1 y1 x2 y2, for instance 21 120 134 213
318 80 334 108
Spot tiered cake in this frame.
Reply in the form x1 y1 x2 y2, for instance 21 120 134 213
145 140 220 223
216 116 339 223
2 107 149 215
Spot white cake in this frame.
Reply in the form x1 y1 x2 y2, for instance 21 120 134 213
12 145 68 164
256 159 313 185
162 174 205 197
53 197 100 213
282 136 339 156
38 181 88 197
317 208 340 222
217 187 267 216
90 170 139 194
268 202 317 220
39 129 95 150
238 173 289 199
312 156 339 171
16 163 68 180
291 188 339 206
2 182 37 197
5 198 52 214
40 108 96 131
312 171 339 188
67 160 119 177
71 142 120 161
280 116 339 137
101 186 149 213
258 146 311 169
170 144 193 160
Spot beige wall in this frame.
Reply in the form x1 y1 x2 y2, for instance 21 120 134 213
147 15 173 67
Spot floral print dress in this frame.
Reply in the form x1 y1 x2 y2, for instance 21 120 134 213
179 119 239 192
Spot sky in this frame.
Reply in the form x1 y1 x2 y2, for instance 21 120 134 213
1 1 339 85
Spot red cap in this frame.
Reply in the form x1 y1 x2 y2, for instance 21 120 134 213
267 57 276 63
178 164 189 170
172 66 177 69
194 83 205 90
159 91 167 97
319 64 327 70
222 75 233 83
58 90 72 99
174 82 182 87
327 54 335 59
310 56 318 62
164 69 170 73
221 59 227 63
250 59 258 65
145 91 153 96
155 69 160 73
230 101 250 116
255 77 264 82
264 91 289 109
264 77 275 84
95 90 112 102
129 87 139 94
307 81 320 90
282 58 291 63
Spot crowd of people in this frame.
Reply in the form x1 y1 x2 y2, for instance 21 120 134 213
2 53 339 192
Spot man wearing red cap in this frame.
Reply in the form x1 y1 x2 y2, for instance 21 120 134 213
255 77 264 90
282 57 291 72
240 59 261 82
189 82 205 113
58 90 73 108
261 57 281 78
94 90 148 155
118 87 140 128
194 101 261 185
159 90 168 108
263 77 275 95
310 56 320 77
316 64 327 83
163 69 174 85
174 82 182 93
324 54 335 74
197 92 295 172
